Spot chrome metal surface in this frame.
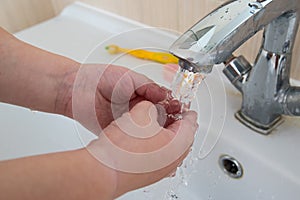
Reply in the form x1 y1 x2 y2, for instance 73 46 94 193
223 56 251 92
219 154 243 179
170 0 300 134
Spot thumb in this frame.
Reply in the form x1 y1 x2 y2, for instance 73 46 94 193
129 100 158 127
115 101 162 139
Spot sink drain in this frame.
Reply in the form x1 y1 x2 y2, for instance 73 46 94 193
218 155 243 179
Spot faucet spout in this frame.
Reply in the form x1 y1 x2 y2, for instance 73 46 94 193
170 0 300 134
170 0 299 72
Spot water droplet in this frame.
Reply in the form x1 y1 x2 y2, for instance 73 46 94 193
30 109 38 114
248 2 262 14
177 168 189 186
212 181 217 187
167 113 183 121
198 149 207 159
166 190 180 200
224 175 230 181
282 40 290 53
169 171 176 178
207 170 215 177
248 2 262 9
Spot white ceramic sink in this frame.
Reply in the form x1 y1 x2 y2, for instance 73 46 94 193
1 3 300 199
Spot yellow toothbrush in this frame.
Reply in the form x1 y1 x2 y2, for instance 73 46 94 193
105 44 178 64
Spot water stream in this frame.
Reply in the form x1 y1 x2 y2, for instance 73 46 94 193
164 67 205 199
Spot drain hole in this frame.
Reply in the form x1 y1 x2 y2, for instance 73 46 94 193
219 155 243 179
223 159 239 174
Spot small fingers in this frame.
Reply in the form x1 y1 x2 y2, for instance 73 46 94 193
129 100 158 126
130 71 168 103
136 83 168 103
166 110 199 134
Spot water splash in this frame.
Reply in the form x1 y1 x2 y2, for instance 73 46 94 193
171 67 204 113
164 68 204 199
164 147 201 199
165 190 180 200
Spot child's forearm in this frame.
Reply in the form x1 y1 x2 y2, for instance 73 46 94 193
0 149 116 200
0 27 79 115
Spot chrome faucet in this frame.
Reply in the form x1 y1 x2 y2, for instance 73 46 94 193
169 0 300 134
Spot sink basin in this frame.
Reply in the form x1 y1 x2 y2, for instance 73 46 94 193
1 2 300 199
118 67 300 200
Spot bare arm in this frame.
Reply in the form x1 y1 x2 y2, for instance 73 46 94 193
0 27 79 115
0 28 116 200
0 149 116 200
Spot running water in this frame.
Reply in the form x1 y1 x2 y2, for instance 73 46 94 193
164 67 204 199
143 66 204 199
171 67 204 113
